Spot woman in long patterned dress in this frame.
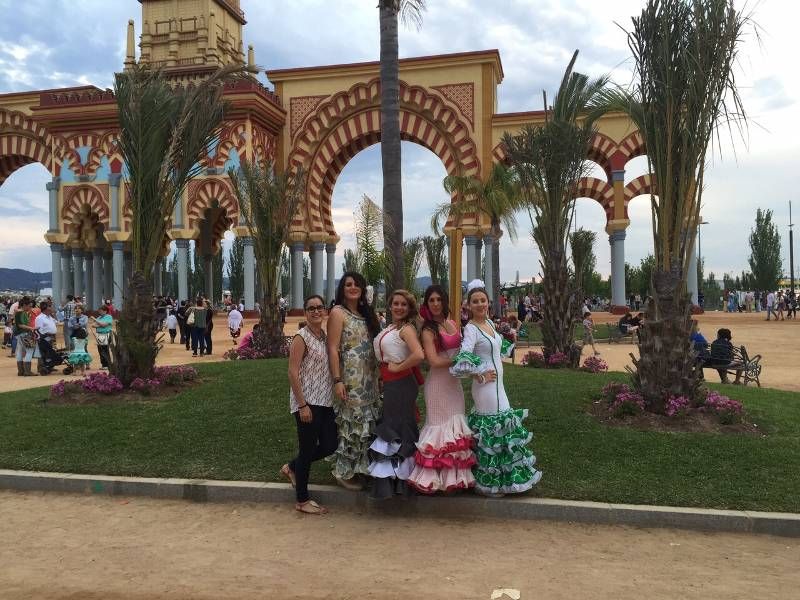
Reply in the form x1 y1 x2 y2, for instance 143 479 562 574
326 271 381 490
408 285 476 493
451 280 542 497
369 289 425 499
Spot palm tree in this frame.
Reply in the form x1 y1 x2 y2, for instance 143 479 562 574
501 52 609 366
432 162 520 303
355 194 386 297
602 0 749 411
570 228 597 302
421 235 448 289
402 236 424 293
111 63 241 384
379 0 426 293
229 161 304 356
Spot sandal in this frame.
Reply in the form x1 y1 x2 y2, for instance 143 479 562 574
280 464 296 488
295 500 328 515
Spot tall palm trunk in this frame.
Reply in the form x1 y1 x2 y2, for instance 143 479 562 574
109 271 159 384
380 3 404 293
540 247 581 366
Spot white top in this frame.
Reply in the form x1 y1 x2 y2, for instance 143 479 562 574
227 309 243 330
35 313 58 336
767 292 775 306
165 314 178 329
373 324 410 364
289 327 334 413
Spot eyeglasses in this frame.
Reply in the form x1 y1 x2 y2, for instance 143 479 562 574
305 305 325 312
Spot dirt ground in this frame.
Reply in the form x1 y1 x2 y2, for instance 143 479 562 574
1 490 797 600
1 310 797 394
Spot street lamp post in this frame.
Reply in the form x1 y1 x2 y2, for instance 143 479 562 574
698 218 709 282
790 201 795 295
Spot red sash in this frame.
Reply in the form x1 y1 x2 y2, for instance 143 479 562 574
376 326 425 385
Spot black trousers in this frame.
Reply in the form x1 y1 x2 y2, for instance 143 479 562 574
204 329 213 354
190 326 206 355
289 405 338 503
97 344 110 368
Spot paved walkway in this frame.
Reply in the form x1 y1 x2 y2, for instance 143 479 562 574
1 490 797 599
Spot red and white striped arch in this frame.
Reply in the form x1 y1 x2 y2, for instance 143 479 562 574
623 174 656 219
0 108 54 186
575 176 615 221
61 185 109 231
287 78 480 237
186 177 239 232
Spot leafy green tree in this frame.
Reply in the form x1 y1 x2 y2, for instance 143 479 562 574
748 208 782 291
702 272 722 310
191 244 204 299
502 51 608 366
402 236 424 294
601 0 749 410
227 236 245 301
355 195 386 295
229 160 304 356
570 228 596 301
212 250 224 303
422 235 448 290
343 249 360 275
110 63 240 383
378 0 426 292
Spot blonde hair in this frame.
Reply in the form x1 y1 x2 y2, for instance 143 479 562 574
388 289 419 328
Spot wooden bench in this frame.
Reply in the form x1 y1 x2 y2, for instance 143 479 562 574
702 345 762 387
608 326 635 344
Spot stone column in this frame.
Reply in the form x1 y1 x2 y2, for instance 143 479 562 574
92 249 103 307
109 174 122 231
103 252 113 301
475 238 484 280
610 230 626 309
112 242 125 309
62 247 73 297
687 234 699 306
290 241 304 310
464 235 478 282
204 254 213 301
85 252 95 310
154 257 164 296
483 234 494 300
326 243 337 304
46 177 61 233
176 239 190 302
50 243 63 304
310 241 324 297
242 237 255 310
72 250 84 300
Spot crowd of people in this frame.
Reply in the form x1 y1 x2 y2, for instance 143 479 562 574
282 273 542 514
722 289 797 319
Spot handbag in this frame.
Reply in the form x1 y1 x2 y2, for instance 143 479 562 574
96 332 110 346
187 310 195 326
21 333 37 349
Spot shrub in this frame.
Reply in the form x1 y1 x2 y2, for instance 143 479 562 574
153 365 198 385
665 395 692 417
520 351 545 368
79 372 124 395
546 351 569 368
581 356 608 374
611 390 645 416
600 382 631 402
700 390 744 424
224 346 270 360
129 378 161 396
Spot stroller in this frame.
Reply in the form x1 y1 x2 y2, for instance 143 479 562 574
37 334 73 375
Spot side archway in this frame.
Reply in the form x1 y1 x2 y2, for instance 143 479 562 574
186 177 239 233
0 108 54 187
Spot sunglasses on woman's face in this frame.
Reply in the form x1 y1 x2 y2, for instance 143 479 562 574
305 305 325 312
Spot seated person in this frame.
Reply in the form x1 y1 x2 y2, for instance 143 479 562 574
706 328 743 384
237 323 261 350
618 312 638 334
689 320 708 362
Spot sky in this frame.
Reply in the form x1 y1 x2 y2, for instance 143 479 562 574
0 0 798 284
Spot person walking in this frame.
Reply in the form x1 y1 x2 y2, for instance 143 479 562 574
165 310 178 343
227 305 243 345
188 298 207 356
766 290 776 321
61 294 76 350
177 300 189 349
14 297 37 376
326 271 381 491
582 311 600 356
34 301 58 375
368 289 425 499
91 305 114 370
451 280 542 497
204 300 214 355
281 295 338 515
407 285 476 494
67 305 89 361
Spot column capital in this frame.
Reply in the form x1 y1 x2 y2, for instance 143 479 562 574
325 243 337 253
482 233 494 244
50 242 64 252
312 241 325 251
93 247 104 257
464 235 478 245
111 241 126 252
241 236 254 246
72 249 84 258
291 241 305 251
611 169 626 182
610 230 626 242
175 239 190 249
109 173 123 187
46 177 61 191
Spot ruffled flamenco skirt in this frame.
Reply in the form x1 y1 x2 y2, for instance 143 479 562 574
328 401 381 480
67 351 92 366
367 376 419 499
467 408 542 495
407 414 476 494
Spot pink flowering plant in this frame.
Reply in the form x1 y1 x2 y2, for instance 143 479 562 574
546 351 569 368
520 351 545 368
78 372 124 395
581 356 608 374
224 346 271 360
153 365 198 385
129 378 161 396
599 382 631 402
611 390 646 416
699 390 744 424
665 395 692 417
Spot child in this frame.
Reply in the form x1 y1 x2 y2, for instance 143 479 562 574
68 326 92 375
166 310 178 343
582 311 600 356
3 322 11 349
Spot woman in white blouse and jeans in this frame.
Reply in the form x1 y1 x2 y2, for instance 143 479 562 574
282 295 338 515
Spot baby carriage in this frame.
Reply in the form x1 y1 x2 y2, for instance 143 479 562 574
37 334 73 375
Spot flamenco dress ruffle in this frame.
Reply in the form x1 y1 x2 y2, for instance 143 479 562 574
407 414 476 494
329 402 381 480
467 408 542 495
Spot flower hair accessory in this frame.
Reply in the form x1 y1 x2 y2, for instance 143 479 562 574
466 279 486 293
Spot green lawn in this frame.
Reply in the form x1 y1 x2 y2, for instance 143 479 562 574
517 322 618 344
0 360 798 513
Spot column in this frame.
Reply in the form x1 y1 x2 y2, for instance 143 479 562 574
85 252 95 309
154 257 164 296
325 243 337 304
243 237 255 310
476 238 484 280
103 252 113 301
62 247 73 297
687 234 699 305
310 241 324 297
108 174 122 231
72 250 84 300
50 243 63 304
483 234 494 300
610 230 626 309
112 242 125 309
290 241 304 310
124 252 133 286
204 254 213 301
93 248 103 306
46 177 61 232
176 239 190 302
464 235 478 282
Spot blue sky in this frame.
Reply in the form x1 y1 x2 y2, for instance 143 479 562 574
1 0 798 284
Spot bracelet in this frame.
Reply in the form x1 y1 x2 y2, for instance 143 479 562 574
298 404 308 409
333 377 343 384
478 374 486 384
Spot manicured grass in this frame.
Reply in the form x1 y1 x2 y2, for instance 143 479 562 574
518 322 617 343
0 361 798 512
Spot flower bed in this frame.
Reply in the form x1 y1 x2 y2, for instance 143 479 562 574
48 366 199 405
223 346 270 360
580 356 608 374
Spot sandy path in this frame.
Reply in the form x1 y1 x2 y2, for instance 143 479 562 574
1 490 797 600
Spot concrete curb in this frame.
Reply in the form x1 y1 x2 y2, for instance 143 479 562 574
1 469 798 537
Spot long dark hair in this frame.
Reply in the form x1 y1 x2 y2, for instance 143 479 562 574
421 285 450 350
335 271 380 339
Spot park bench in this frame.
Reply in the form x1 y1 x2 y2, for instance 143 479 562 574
702 345 762 387
608 326 635 344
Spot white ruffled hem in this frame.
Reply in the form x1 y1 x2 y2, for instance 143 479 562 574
368 455 416 480
369 438 401 457
416 414 473 453
475 469 543 496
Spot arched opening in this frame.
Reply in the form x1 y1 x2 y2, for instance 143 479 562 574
0 162 52 274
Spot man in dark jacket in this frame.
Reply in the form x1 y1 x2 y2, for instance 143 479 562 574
706 328 743 384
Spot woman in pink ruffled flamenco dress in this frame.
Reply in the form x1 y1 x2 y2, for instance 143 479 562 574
408 285 476 493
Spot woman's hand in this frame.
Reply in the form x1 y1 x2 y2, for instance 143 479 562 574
334 381 348 403
298 405 312 424
474 369 497 384
387 362 403 373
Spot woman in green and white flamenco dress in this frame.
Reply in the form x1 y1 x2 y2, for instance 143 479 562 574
451 280 542 497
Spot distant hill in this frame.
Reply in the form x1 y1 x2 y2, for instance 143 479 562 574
0 268 52 292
